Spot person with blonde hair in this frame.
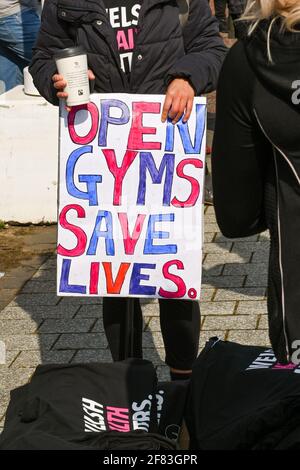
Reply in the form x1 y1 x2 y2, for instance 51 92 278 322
212 0 300 364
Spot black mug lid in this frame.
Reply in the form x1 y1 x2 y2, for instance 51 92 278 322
54 46 86 60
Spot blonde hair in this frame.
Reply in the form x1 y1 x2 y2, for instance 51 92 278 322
242 0 300 32
241 1 300 61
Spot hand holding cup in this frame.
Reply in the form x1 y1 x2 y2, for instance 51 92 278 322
53 46 95 110
52 69 95 111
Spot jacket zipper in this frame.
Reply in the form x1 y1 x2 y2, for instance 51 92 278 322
253 108 291 362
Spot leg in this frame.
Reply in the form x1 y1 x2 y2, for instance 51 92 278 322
264 156 287 363
20 7 41 62
204 162 214 206
0 8 40 92
214 0 228 33
230 13 248 40
228 0 248 39
102 297 143 361
159 299 200 375
0 15 21 92
266 148 300 364
0 45 20 93
227 0 247 16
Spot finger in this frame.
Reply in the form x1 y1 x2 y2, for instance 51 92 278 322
182 98 193 123
172 107 184 124
172 98 186 124
168 96 182 121
53 80 67 90
52 74 64 83
161 94 173 122
172 111 183 124
57 91 68 99
88 69 95 80
65 106 72 112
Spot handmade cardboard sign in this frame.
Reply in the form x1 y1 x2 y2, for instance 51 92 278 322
57 94 206 299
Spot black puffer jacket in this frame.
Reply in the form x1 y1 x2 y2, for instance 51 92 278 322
29 0 227 105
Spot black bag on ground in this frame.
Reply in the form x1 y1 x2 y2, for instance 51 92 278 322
0 359 187 450
186 338 300 450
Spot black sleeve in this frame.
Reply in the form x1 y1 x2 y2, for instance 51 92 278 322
166 0 228 94
29 0 75 105
211 41 272 238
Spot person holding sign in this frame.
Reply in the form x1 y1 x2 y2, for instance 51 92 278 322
212 0 300 365
30 0 226 380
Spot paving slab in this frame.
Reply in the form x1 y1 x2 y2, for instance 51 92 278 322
71 349 112 363
202 315 258 331
53 333 108 350
38 319 95 334
228 330 270 346
11 350 75 368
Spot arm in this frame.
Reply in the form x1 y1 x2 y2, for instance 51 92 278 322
212 41 271 238
166 0 228 95
29 0 75 105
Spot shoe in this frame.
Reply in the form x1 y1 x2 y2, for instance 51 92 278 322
204 172 213 206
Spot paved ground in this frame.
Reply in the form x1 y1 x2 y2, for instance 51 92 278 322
0 204 270 433
0 225 57 311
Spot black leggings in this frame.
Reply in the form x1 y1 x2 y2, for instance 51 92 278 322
103 297 200 370
214 0 228 25
214 0 246 16
213 0 248 39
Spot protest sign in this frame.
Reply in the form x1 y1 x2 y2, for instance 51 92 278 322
57 94 206 299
